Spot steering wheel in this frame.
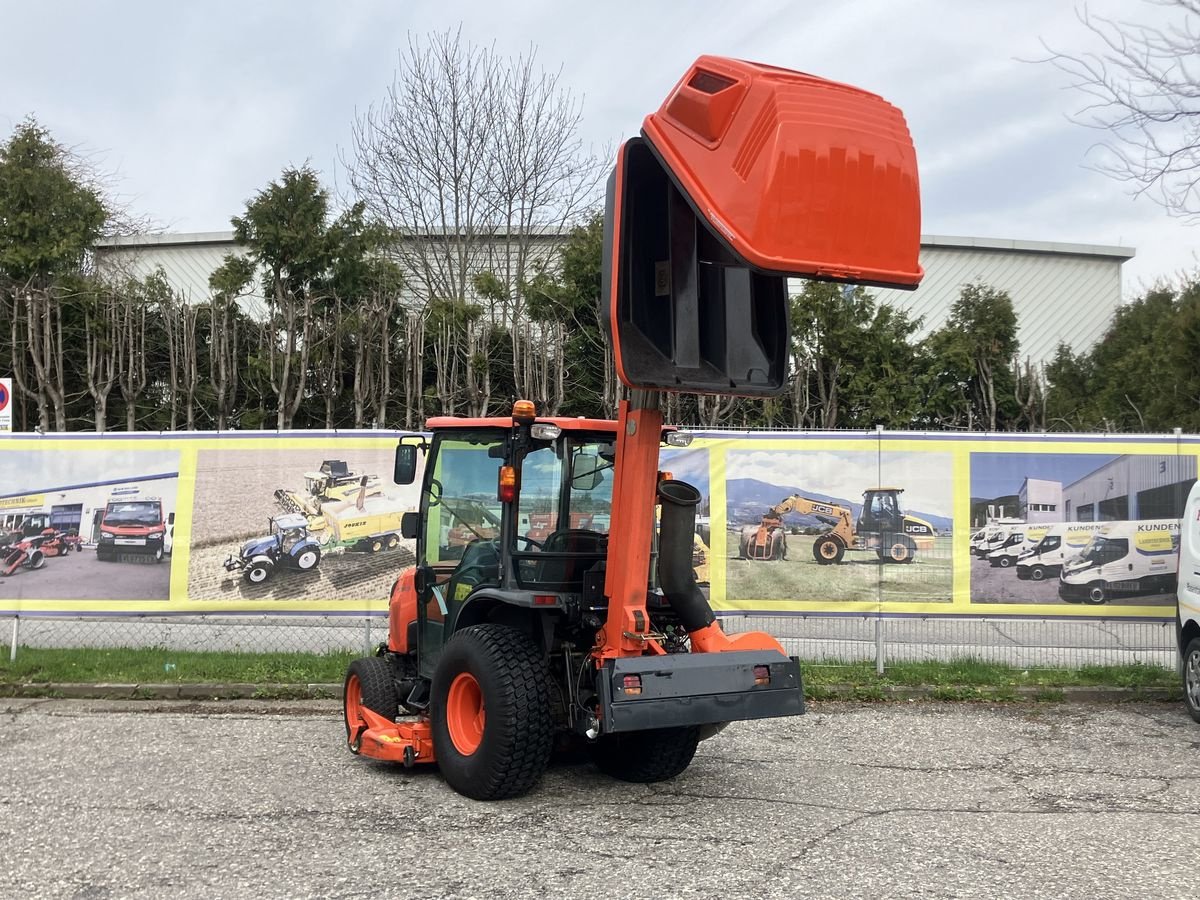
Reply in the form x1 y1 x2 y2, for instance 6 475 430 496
516 535 543 551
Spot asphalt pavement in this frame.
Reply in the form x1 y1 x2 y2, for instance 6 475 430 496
2 698 1196 899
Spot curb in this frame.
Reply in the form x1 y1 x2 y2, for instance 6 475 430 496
0 682 1181 702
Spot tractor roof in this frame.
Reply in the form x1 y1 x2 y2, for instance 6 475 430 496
426 416 621 433
272 513 309 530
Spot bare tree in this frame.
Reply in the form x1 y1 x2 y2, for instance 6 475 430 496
1044 1 1200 217
84 284 119 432
347 28 605 414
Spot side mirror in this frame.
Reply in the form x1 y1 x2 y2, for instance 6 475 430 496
572 455 604 492
394 444 418 484
168 512 175 525
401 511 419 540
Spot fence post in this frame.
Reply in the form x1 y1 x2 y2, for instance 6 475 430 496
364 616 373 656
874 616 885 675
9 616 18 662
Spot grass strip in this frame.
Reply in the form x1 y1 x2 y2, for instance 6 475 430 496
0 646 358 684
0 648 1179 695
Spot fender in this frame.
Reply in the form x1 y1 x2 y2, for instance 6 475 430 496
388 566 419 653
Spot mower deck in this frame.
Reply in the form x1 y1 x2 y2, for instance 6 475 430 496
349 707 437 767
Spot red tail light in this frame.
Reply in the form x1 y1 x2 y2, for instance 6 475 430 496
753 665 770 686
622 675 643 695
498 465 517 503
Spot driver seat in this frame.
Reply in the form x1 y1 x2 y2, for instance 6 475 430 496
446 539 501 607
538 529 607 587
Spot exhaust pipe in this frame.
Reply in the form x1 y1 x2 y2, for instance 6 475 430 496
656 479 716 633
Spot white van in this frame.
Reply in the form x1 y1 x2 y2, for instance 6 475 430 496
1015 522 1104 581
987 522 1055 569
1058 519 1180 604
1176 482 1200 722
975 520 1024 558
969 530 986 555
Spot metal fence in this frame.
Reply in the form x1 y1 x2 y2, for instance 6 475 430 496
3 611 1180 672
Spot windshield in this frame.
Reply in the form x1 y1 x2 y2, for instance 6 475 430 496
514 436 615 589
1032 535 1061 554
1084 535 1128 563
421 431 505 566
104 502 161 526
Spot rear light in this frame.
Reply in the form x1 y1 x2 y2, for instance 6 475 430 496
498 465 517 503
532 594 557 606
753 665 770 686
622 675 643 695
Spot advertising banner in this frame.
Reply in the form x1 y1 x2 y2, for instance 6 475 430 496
0 430 1193 620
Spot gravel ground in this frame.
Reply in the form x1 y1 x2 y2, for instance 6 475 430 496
1 699 1196 899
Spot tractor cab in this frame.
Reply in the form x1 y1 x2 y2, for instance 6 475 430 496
272 513 311 551
858 488 904 534
394 410 672 680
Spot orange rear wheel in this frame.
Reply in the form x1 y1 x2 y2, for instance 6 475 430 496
446 672 485 755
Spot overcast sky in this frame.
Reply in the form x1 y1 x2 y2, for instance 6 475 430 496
1 0 1192 291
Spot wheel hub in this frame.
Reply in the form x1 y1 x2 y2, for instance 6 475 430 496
1187 650 1200 711
446 671 485 756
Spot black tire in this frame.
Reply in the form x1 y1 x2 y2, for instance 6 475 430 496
386 534 400 550
1030 565 1046 582
243 559 274 584
294 546 321 571
97 549 113 562
591 726 700 783
883 537 915 564
153 544 164 563
997 555 1012 568
430 624 553 801
1085 581 1107 605
24 550 45 570
812 534 845 565
1182 637 1200 724
343 657 400 750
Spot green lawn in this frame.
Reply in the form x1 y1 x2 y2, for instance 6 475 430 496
726 533 954 603
0 647 358 684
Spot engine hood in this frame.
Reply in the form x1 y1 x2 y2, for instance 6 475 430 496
241 536 276 558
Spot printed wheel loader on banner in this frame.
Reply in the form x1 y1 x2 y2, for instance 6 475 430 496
739 488 936 564
342 55 925 799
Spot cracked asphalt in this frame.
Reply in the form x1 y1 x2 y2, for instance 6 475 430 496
1 699 1196 899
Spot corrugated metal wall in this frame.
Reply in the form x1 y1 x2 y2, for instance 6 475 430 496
872 239 1129 365
97 232 1132 367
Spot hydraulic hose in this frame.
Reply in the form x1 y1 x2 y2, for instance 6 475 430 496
656 479 717 633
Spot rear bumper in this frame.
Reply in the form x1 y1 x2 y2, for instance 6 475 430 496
597 649 805 734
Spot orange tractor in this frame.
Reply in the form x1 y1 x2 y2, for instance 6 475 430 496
342 56 924 799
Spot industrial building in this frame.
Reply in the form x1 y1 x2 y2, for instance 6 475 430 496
0 472 178 543
1018 477 1063 523
94 231 1135 367
1062 455 1196 522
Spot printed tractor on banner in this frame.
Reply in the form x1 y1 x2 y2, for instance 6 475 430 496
341 55 924 799
225 479 408 583
275 459 383 530
1 513 80 577
739 488 936 564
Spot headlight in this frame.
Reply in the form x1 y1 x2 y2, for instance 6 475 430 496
100 531 115 539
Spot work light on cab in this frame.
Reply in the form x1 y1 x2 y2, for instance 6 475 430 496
512 399 536 423
530 423 561 440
